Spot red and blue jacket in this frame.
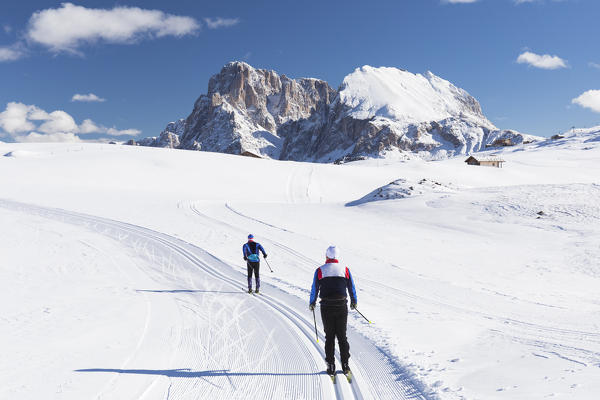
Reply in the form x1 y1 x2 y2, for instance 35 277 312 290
309 259 357 305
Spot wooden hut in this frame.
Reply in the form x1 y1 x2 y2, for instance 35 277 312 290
491 138 513 147
240 150 262 159
464 155 505 168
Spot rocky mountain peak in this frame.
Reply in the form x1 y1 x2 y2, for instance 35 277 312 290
139 62 539 162
177 62 336 158
207 61 280 114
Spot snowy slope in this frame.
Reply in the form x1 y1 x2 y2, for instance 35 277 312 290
338 67 486 124
0 133 599 399
326 66 541 161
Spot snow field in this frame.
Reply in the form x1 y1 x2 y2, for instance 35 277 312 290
0 199 427 399
339 66 480 123
0 208 163 399
1 132 599 399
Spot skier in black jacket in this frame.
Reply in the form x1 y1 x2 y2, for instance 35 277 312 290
309 245 357 377
242 234 267 294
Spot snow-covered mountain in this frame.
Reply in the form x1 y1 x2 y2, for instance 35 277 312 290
161 62 335 159
138 119 186 148
138 62 540 162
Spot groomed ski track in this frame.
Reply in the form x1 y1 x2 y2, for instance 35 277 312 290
0 199 431 400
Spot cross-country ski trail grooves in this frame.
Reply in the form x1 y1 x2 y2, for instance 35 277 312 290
0 199 432 400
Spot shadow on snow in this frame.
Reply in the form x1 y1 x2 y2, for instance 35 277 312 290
75 368 324 378
136 289 245 294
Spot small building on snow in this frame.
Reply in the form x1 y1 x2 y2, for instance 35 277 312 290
464 155 505 168
240 150 263 159
490 138 513 147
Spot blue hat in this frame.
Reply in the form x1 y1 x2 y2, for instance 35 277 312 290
248 234 254 240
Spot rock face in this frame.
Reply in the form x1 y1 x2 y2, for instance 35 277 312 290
178 62 335 159
143 62 540 162
137 119 185 148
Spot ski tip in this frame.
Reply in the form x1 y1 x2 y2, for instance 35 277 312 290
343 371 353 383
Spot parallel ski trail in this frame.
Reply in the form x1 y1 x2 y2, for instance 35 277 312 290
0 200 335 399
0 199 431 399
189 202 431 399
221 202 600 348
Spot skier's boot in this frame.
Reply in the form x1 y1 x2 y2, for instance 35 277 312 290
342 362 351 374
326 362 335 376
342 362 352 382
255 289 260 294
248 288 253 294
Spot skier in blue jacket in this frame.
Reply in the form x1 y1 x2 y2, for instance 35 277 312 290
243 234 267 294
309 245 357 377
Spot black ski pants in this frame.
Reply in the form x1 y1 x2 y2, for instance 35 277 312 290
320 301 350 364
247 261 260 290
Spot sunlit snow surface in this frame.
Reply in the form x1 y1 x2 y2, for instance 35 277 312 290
1 130 599 399
339 66 483 124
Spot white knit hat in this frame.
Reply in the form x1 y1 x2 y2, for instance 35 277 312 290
326 245 339 260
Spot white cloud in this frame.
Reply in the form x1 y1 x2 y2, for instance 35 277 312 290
203 17 240 29
589 62 600 70
0 102 37 134
0 6 239 61
0 46 24 62
26 3 200 53
0 102 140 142
71 93 106 102
72 117 140 136
15 132 82 143
37 110 79 134
79 119 102 134
516 51 568 70
572 90 600 113
105 127 141 136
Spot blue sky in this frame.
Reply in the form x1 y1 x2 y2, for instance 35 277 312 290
0 0 599 142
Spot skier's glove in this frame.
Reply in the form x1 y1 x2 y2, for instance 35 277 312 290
350 302 357 310
309 303 315 311
263 254 267 258
243 256 247 261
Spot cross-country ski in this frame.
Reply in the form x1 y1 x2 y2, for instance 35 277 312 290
344 371 353 384
329 373 337 384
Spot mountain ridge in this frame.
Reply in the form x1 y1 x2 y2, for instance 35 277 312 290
135 61 540 162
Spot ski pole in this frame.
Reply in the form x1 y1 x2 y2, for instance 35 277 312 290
354 307 372 324
312 308 319 342
264 257 274 273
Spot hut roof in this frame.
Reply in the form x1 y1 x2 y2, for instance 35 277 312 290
465 155 505 163
240 150 262 159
